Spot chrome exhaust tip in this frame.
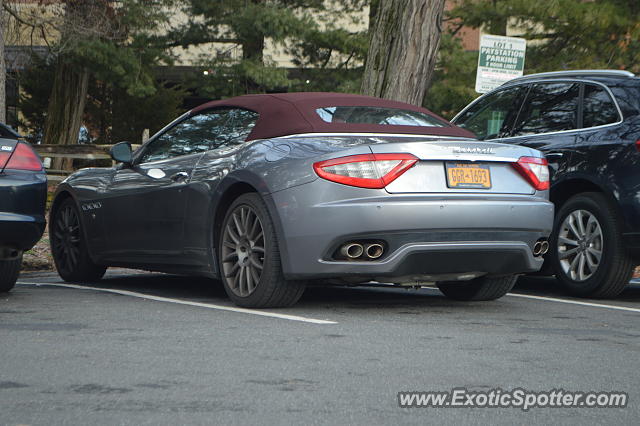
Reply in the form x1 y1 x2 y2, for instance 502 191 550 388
340 243 364 259
533 242 542 256
365 243 384 259
540 241 549 255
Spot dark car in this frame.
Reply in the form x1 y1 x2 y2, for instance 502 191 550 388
49 92 553 308
452 70 640 298
0 123 47 292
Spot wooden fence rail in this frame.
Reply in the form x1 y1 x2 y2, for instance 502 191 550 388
33 144 140 182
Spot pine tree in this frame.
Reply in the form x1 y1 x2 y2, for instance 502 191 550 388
165 0 368 95
17 0 180 148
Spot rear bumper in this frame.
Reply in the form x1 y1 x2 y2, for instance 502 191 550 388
0 170 47 252
0 212 46 251
269 179 554 280
314 241 543 281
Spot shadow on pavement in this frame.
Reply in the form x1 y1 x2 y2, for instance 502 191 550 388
21 269 640 308
26 270 483 310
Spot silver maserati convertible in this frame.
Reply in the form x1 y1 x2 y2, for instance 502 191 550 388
50 92 554 307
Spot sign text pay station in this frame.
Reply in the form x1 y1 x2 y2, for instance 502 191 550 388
475 35 526 94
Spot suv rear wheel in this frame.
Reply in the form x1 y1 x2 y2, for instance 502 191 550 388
550 192 634 298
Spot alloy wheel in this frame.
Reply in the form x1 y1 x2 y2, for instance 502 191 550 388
221 204 265 297
52 204 82 273
557 209 603 282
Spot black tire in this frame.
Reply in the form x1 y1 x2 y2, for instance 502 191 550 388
218 193 305 308
437 275 517 301
50 198 107 282
549 192 634 298
0 255 22 292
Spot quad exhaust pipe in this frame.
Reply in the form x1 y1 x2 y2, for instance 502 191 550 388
340 243 364 259
365 243 384 259
339 242 385 260
533 239 549 257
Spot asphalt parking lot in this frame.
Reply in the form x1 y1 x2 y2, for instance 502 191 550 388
2 270 639 425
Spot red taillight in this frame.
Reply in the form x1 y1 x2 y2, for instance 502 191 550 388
4 143 43 171
313 153 418 189
635 139 640 152
512 156 549 191
0 151 10 169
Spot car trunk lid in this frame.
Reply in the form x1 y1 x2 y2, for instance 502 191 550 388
368 139 542 195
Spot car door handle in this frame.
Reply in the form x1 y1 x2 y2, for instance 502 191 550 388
546 152 564 160
170 171 189 182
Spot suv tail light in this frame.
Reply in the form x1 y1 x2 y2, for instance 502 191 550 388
314 153 418 189
2 143 43 171
512 156 549 190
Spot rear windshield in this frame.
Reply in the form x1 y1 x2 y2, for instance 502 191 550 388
315 106 447 127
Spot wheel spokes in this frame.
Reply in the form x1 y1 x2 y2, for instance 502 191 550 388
557 209 603 282
248 215 260 240
53 205 83 273
576 210 587 237
559 247 580 259
568 215 582 240
558 236 579 246
227 227 241 245
221 203 266 298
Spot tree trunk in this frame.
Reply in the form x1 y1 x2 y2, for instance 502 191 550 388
241 34 265 92
42 60 88 169
0 0 6 124
488 0 508 36
42 0 95 149
361 0 446 106
242 34 264 63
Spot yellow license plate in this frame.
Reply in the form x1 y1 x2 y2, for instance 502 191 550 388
445 163 492 189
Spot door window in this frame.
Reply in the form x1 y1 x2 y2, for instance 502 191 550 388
221 109 259 147
582 84 620 128
454 86 526 140
512 83 580 136
138 108 259 163
139 110 231 163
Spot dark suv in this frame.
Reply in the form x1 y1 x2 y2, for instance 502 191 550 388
453 70 640 298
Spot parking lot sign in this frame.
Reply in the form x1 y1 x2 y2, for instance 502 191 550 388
475 35 526 93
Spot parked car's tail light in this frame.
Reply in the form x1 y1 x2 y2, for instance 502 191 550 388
3 143 43 171
512 156 549 190
314 153 418 189
0 151 11 170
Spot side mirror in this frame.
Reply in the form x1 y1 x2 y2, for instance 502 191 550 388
110 141 132 164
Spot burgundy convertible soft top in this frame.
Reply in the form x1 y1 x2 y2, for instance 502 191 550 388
190 92 475 140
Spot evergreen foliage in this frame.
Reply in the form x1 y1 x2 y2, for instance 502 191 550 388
450 0 640 73
167 0 368 95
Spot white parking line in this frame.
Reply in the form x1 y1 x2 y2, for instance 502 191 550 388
507 292 640 314
17 281 337 325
